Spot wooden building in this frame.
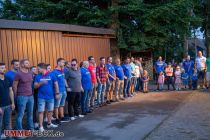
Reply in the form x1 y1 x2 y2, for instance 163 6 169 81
0 19 115 68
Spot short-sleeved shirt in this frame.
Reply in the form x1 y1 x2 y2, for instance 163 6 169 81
155 61 166 73
196 56 206 71
106 63 115 81
135 65 140 77
130 62 136 76
81 67 92 90
192 74 198 81
65 68 82 92
14 71 33 96
183 60 194 75
206 57 210 72
5 70 17 83
181 73 189 80
35 72 57 100
88 65 97 84
114 65 124 80
0 77 12 107
165 67 173 77
52 69 65 93
122 64 132 79
96 64 108 84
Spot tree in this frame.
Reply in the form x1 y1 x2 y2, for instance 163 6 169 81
0 0 204 59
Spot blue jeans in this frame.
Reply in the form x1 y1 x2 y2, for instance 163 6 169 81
124 78 131 97
0 105 12 136
81 89 91 113
97 83 106 105
16 95 34 130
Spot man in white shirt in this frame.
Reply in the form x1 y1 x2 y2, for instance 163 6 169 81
195 51 207 88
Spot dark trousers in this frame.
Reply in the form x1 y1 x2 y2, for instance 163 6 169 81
166 76 175 90
136 77 143 91
192 80 198 89
67 92 81 117
124 79 131 97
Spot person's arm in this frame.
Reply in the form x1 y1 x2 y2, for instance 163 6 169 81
9 87 15 110
96 67 101 83
34 80 47 89
13 80 18 96
154 62 157 73
54 81 60 99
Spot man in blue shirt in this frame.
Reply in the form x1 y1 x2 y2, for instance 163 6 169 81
80 61 92 115
114 58 125 101
105 57 116 104
52 58 69 124
122 57 132 98
34 63 60 132
183 55 194 89
5 59 19 83
154 56 166 85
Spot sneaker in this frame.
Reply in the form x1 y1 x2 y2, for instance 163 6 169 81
78 114 84 118
55 119 61 125
47 123 58 128
51 117 56 121
70 117 76 121
39 126 45 133
34 122 39 129
106 101 111 104
86 110 92 113
60 117 70 123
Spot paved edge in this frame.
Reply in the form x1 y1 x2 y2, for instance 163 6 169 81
142 91 195 140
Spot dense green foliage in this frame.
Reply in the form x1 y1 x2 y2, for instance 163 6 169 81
0 0 208 59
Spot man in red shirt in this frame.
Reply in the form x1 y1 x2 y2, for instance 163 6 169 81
88 56 97 110
96 57 108 107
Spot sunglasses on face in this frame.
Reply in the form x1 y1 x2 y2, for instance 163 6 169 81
71 64 76 66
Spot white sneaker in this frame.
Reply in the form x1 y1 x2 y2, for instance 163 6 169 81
34 122 39 129
70 117 76 121
39 126 45 133
47 123 58 128
78 114 84 118
44 117 48 122
51 117 56 121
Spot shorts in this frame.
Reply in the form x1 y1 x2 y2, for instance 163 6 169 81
198 70 205 80
106 80 115 92
38 98 54 112
54 92 67 108
206 72 210 82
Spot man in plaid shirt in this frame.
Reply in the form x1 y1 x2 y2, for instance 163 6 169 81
96 57 108 107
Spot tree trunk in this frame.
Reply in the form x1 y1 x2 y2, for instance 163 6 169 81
204 2 210 56
184 35 188 56
109 0 120 59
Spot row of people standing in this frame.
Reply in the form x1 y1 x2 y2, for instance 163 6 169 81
154 51 210 90
0 56 149 139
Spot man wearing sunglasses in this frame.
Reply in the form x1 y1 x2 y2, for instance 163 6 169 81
65 59 84 121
